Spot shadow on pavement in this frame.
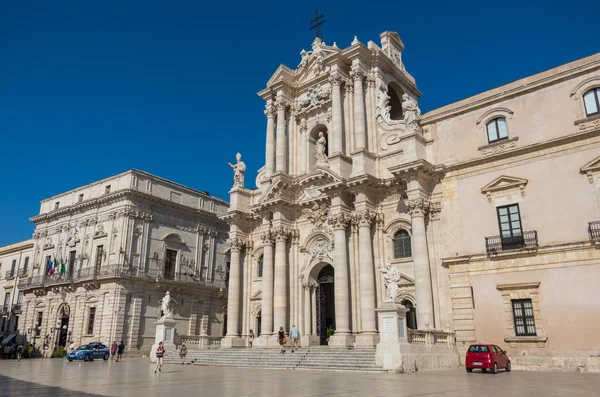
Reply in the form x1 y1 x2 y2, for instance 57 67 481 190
0 374 106 397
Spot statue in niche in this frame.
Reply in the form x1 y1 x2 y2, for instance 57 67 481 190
315 132 328 166
159 291 174 319
402 94 421 132
380 265 402 302
228 152 246 188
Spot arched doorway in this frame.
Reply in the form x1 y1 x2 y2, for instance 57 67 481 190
58 305 70 347
316 264 335 345
401 299 417 330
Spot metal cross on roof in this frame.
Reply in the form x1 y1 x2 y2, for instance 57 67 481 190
310 11 326 40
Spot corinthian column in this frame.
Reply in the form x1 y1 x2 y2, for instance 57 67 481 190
329 213 351 336
329 72 343 154
225 238 244 338
265 103 276 178
260 230 275 336
273 226 290 331
275 101 287 173
352 70 366 150
303 283 312 336
405 197 434 329
355 210 377 341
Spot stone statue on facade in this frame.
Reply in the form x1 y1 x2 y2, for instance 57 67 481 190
298 49 311 68
228 152 246 188
402 94 421 133
315 131 328 166
380 265 402 302
159 291 174 319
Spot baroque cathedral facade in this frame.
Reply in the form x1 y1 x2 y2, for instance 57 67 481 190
223 31 600 370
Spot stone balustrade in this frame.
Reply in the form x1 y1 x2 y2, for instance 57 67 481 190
407 329 455 347
181 335 223 349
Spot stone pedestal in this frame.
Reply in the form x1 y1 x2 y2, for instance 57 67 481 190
375 303 410 370
221 335 246 348
329 334 355 347
150 318 177 363
301 335 321 347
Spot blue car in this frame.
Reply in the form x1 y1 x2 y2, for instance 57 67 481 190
67 342 110 362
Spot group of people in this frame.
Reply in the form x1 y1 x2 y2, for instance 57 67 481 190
1 343 25 360
246 325 300 354
108 341 126 362
153 341 188 374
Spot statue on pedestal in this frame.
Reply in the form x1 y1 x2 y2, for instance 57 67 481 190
380 265 402 302
228 152 246 188
159 291 174 319
315 132 328 166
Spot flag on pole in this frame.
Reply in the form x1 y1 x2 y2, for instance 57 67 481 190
46 257 53 275
60 257 66 275
53 256 59 275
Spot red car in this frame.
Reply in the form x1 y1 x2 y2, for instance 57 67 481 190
465 344 511 374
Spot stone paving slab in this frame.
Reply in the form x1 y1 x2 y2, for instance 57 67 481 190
0 357 598 397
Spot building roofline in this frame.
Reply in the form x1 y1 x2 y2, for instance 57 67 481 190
0 239 34 255
421 52 600 124
39 169 229 206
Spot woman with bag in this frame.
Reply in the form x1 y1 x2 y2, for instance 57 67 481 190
278 326 286 354
179 344 187 365
154 341 165 373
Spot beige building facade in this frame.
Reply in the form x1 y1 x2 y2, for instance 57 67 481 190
222 31 600 371
14 170 229 353
0 240 33 340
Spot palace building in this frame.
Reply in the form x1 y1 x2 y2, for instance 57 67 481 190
222 31 600 371
7 170 229 353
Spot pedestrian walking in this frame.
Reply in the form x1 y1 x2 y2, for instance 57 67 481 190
116 341 125 362
43 344 49 359
16 344 24 361
179 344 187 365
290 324 299 353
28 343 35 358
110 341 117 361
154 341 165 373
248 329 254 348
278 326 286 354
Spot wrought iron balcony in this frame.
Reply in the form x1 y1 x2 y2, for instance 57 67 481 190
0 304 9 315
11 304 21 313
485 231 538 253
17 268 28 278
589 221 600 240
5 270 15 280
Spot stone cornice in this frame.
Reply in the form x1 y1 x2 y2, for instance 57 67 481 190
421 53 600 124
30 189 226 226
496 282 541 291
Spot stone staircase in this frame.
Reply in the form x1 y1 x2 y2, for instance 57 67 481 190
164 348 382 372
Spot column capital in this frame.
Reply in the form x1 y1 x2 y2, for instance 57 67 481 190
272 226 291 242
328 212 349 230
303 282 317 291
264 104 276 119
350 69 366 82
261 229 275 245
276 99 290 111
228 238 245 252
352 209 377 227
405 197 430 217
328 72 344 86
345 80 354 93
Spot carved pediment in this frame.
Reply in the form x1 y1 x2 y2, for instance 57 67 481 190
481 175 528 202
265 65 295 87
257 169 344 206
250 290 262 301
580 156 600 183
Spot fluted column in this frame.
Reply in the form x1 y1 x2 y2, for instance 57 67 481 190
260 230 275 336
265 103 276 177
225 238 244 337
273 226 290 331
329 213 351 335
352 70 366 150
329 72 343 154
275 102 287 173
303 284 312 336
406 198 435 329
356 210 377 334
311 286 317 335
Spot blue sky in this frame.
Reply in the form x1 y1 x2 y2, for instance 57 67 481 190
1 0 598 246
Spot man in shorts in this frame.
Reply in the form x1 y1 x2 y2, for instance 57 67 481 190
290 324 299 353
116 341 125 362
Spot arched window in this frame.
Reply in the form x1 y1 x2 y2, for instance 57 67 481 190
387 83 404 120
257 255 263 278
393 230 412 258
583 88 600 117
486 117 508 143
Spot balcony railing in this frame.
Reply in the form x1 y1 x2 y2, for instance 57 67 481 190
12 304 21 313
17 265 226 291
180 334 223 349
589 221 600 240
407 329 455 347
5 270 15 280
485 231 538 253
0 304 9 315
17 268 28 278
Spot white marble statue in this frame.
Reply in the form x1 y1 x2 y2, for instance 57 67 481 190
315 132 328 165
228 152 246 188
380 265 402 302
298 49 311 68
159 291 174 319
402 94 421 132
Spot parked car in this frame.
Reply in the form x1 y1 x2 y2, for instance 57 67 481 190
67 342 110 362
465 344 511 374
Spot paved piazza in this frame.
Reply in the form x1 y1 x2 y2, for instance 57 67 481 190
0 358 598 397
